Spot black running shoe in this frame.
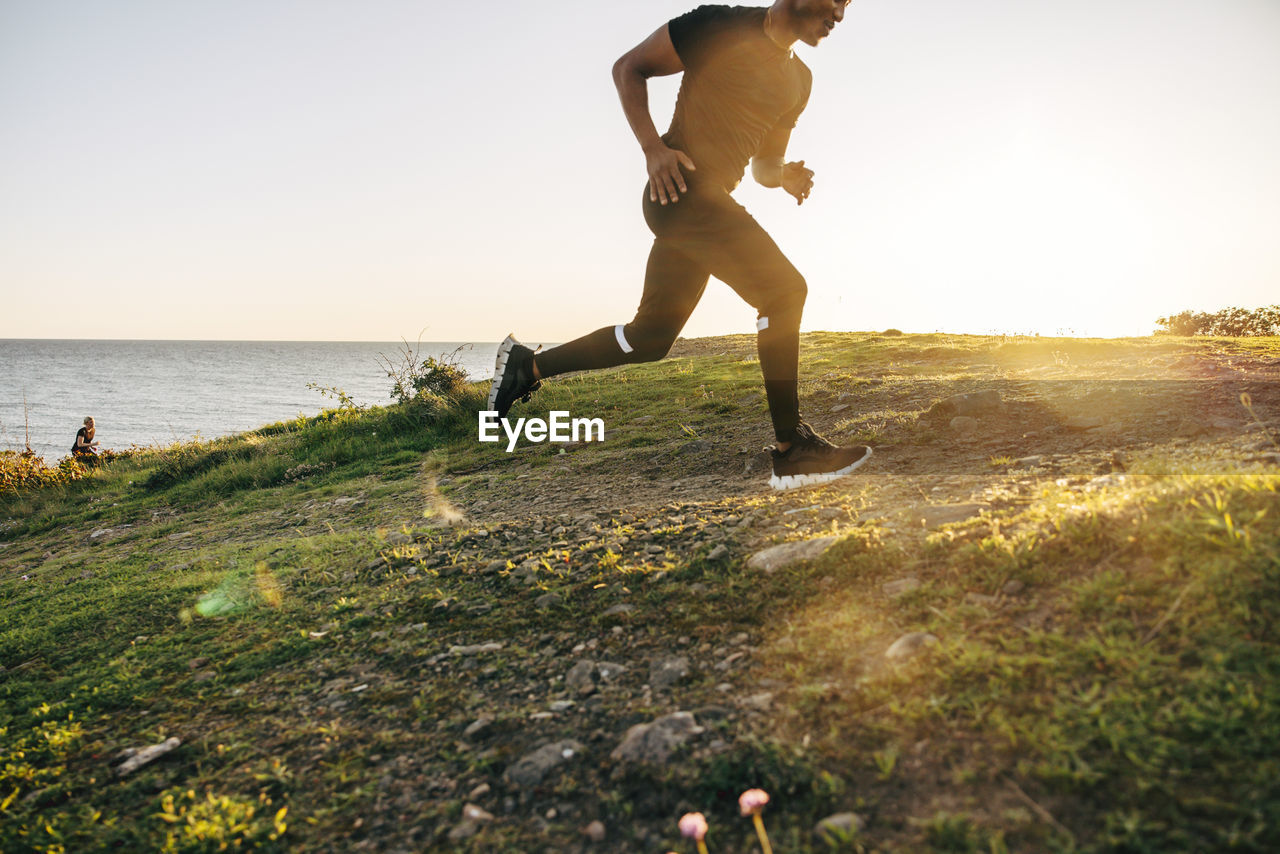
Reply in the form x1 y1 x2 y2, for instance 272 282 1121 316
769 421 872 491
487 334 542 418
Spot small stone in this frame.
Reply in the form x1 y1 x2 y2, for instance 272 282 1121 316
881 577 920 597
187 657 210 670
831 403 850 413
463 718 493 739
950 416 979 434
447 820 480 841
581 820 606 842
928 390 1003 417
566 660 597 695
746 535 842 573
650 655 690 690
549 700 575 712
1064 415 1106 430
115 737 182 776
885 632 939 661
462 803 494 822
1001 579 1026 595
743 692 774 711
535 592 563 609
450 642 504 656
601 603 635 617
965 592 999 607
1014 455 1044 467
468 783 491 799
814 812 866 842
504 740 583 787
706 544 729 561
610 712 703 764
385 531 412 546
907 504 985 528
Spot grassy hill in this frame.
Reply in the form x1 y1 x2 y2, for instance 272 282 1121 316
2 332 1279 853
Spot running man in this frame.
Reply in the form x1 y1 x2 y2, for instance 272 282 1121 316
488 0 871 490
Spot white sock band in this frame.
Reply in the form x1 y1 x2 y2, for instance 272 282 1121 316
614 324 634 354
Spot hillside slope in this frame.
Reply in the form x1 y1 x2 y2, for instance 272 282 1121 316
2 332 1279 853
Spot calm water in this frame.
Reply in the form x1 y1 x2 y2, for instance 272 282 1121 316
0 340 500 461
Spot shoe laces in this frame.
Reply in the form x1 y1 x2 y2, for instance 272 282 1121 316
794 421 837 449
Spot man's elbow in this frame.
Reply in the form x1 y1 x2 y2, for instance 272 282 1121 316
613 53 638 87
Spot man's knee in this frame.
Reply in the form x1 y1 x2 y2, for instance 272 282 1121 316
758 273 807 331
616 323 677 362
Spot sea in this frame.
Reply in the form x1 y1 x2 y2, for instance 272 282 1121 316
0 340 502 461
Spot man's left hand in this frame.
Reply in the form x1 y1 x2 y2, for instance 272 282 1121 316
782 160 814 205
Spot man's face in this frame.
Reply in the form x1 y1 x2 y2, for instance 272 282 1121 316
793 0 850 47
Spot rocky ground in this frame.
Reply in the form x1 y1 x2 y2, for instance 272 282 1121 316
3 333 1278 852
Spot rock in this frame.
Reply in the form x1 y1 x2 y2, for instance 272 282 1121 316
831 403 850 413
581 820 607 842
187 657 210 670
549 700 575 713
468 783 491 799
881 577 920 597
1064 415 1106 431
463 717 493 739
1013 455 1044 467
115 737 182 776
534 592 563 609
447 820 481 841
1001 579 1026 595
566 659 598 695
950 416 979 434
450 642 504 656
706 544 729 561
462 803 494 822
601 603 635 617
744 450 774 474
650 655 690 690
385 531 412 546
610 712 703 764
965 592 999 607
504 740 583 787
814 812 866 842
885 632 939 661
929 390 1003 417
743 692 774 711
906 504 985 528
598 662 627 681
746 535 842 573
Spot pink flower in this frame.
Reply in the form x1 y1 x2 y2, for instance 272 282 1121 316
739 788 770 816
678 812 708 840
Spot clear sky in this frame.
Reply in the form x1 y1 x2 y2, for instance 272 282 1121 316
2 0 1278 342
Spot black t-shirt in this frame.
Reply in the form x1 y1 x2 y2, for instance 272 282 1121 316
665 5 812 191
72 427 92 453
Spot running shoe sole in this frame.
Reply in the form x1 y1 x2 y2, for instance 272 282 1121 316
769 446 872 491
487 334 518 412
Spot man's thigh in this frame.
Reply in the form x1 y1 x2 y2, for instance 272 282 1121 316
655 194 804 313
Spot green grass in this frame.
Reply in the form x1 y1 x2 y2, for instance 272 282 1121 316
2 331 1278 852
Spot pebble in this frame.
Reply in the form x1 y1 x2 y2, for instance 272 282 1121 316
881 577 920 597
706 544 729 561
610 712 703 764
468 783 491 799
650 655 690 690
745 535 842 573
885 632 939 661
581 820 607 842
534 592 563 609
504 740 583 787
1002 579 1026 595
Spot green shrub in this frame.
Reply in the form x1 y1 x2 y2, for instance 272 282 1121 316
1156 305 1280 336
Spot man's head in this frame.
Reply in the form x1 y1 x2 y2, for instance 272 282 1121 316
784 0 850 47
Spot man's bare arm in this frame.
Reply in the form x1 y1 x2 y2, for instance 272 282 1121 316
613 25 697 205
752 124 815 205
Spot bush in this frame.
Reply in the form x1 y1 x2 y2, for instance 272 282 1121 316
378 340 470 405
1156 305 1280 337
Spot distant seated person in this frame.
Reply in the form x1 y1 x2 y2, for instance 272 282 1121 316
72 416 99 460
